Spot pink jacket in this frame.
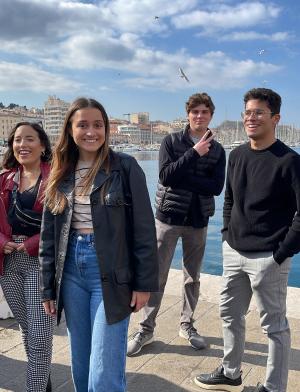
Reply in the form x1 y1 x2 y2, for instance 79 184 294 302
0 162 50 275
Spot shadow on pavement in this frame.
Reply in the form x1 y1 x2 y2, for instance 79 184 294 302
127 372 190 392
129 335 300 372
0 355 72 392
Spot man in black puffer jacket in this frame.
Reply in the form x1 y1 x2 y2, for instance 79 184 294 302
127 92 226 356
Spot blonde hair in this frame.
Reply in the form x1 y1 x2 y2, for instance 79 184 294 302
45 97 110 214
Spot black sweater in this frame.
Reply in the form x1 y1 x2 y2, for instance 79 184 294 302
223 140 300 264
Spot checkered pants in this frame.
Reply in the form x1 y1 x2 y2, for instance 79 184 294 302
0 236 54 392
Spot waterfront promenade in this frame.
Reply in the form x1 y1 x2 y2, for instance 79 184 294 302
0 269 299 391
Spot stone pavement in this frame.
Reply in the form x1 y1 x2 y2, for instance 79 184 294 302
0 269 299 392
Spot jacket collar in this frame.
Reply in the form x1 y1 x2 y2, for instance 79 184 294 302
91 150 121 192
58 172 75 197
183 124 214 147
183 124 195 146
1 161 50 192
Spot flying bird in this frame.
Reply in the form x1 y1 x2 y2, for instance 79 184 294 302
154 16 159 20
179 67 190 83
258 49 266 55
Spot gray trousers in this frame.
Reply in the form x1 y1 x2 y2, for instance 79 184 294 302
221 241 291 392
140 219 207 333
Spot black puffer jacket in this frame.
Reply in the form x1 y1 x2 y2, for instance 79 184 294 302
155 126 226 227
39 151 158 325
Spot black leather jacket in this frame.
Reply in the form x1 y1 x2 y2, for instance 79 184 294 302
39 151 158 325
155 126 226 227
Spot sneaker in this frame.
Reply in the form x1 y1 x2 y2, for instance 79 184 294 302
254 383 269 392
127 331 154 356
179 326 207 349
194 365 243 391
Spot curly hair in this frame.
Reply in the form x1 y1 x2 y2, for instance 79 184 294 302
185 92 215 115
244 88 281 115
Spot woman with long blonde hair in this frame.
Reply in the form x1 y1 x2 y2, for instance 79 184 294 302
39 97 158 392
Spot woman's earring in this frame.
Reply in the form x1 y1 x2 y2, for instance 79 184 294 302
41 151 45 157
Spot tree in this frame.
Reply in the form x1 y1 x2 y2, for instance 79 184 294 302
8 103 18 109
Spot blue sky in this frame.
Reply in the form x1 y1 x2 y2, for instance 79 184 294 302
0 0 299 127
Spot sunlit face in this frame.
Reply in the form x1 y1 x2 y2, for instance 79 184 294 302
188 104 212 133
13 125 45 167
70 107 106 161
243 99 280 141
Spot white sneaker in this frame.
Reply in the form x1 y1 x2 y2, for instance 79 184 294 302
127 331 154 356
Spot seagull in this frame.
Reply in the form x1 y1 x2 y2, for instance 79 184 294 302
154 16 159 20
179 67 190 83
258 49 266 55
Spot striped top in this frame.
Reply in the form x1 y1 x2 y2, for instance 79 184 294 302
71 161 93 230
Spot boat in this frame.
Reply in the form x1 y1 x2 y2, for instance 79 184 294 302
230 140 246 149
110 144 141 152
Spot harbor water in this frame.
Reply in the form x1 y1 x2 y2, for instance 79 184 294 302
133 149 300 288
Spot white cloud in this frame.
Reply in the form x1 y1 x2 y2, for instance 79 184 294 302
172 2 281 31
101 0 197 34
121 51 282 91
0 62 82 92
0 0 196 44
0 1 286 95
219 31 291 42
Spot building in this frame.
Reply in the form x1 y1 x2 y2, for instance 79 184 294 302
0 109 44 145
130 112 149 125
171 118 189 131
0 111 20 144
139 124 151 144
151 120 173 134
118 124 142 144
44 96 69 145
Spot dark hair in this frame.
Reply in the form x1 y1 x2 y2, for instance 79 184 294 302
2 121 52 169
244 88 281 114
185 92 215 115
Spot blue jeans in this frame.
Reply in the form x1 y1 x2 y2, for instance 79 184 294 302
61 232 130 392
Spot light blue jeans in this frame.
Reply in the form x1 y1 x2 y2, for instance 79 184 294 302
61 231 130 392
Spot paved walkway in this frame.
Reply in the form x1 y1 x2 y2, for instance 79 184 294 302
0 270 299 391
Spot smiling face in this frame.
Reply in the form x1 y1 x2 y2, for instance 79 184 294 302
13 125 45 168
188 104 212 135
243 99 280 146
70 107 106 161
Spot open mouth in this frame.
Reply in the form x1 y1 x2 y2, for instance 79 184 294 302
246 124 259 130
18 150 31 156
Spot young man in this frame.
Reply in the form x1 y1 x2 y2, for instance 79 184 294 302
127 92 226 356
195 88 300 392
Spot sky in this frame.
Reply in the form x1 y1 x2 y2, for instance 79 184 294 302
0 0 299 127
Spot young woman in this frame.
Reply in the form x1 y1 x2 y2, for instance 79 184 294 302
39 97 158 392
0 122 53 392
